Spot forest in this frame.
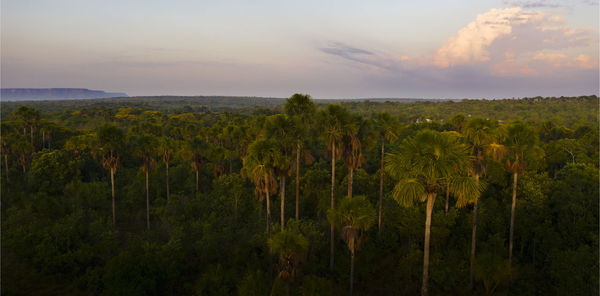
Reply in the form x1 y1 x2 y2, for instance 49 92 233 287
1 95 598 296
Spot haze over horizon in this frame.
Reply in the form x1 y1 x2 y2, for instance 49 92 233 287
1 0 598 99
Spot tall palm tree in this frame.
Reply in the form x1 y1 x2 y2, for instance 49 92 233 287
463 118 505 289
268 228 309 296
284 93 316 221
374 112 401 236
385 129 482 296
184 137 209 194
242 139 283 281
97 124 125 227
265 114 295 231
242 139 284 238
319 104 348 270
340 115 361 199
157 136 176 201
132 134 158 230
503 122 541 267
328 195 376 296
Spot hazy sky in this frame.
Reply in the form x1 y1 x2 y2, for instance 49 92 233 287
2 0 598 98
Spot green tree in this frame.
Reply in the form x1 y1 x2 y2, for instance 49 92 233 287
96 124 125 227
283 93 316 221
157 136 176 201
13 106 40 150
503 122 541 267
265 114 295 231
385 129 481 296
132 134 158 230
328 196 376 296
463 117 505 289
268 228 309 296
318 104 348 270
373 112 401 236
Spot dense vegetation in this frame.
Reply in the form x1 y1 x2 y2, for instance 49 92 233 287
1 95 598 295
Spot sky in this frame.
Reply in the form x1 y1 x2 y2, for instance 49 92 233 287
1 0 598 99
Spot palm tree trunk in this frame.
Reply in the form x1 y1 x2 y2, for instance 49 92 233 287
195 170 199 194
444 183 450 214
111 168 116 227
265 174 272 236
509 172 518 267
166 161 170 201
422 193 436 296
295 143 300 221
348 167 353 199
4 154 9 187
280 175 285 231
350 251 355 296
265 173 273 281
146 170 150 230
30 127 34 151
469 175 480 290
378 138 384 237
330 142 336 270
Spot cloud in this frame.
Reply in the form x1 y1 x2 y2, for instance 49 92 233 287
432 7 595 70
433 7 541 67
319 42 404 71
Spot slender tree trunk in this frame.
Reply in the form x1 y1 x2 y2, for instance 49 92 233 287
348 167 353 199
350 251 355 296
469 175 480 290
265 173 273 280
378 138 384 237
234 194 239 224
280 175 285 231
4 154 9 187
30 127 34 151
42 130 45 149
165 161 170 201
444 183 450 214
509 172 518 267
229 153 233 174
295 143 300 221
145 170 150 230
195 170 199 195
330 143 336 270
422 193 436 296
285 283 290 296
111 168 116 227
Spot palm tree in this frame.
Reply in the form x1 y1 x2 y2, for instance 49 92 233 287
503 122 541 267
242 139 283 280
385 129 482 296
374 112 401 236
157 137 176 201
265 114 295 231
242 139 284 237
319 104 348 270
97 124 125 227
340 115 361 199
184 137 209 194
268 228 309 296
284 93 316 221
328 196 376 296
132 134 158 230
463 118 505 289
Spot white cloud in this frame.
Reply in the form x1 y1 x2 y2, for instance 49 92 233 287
433 7 544 68
432 7 595 70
